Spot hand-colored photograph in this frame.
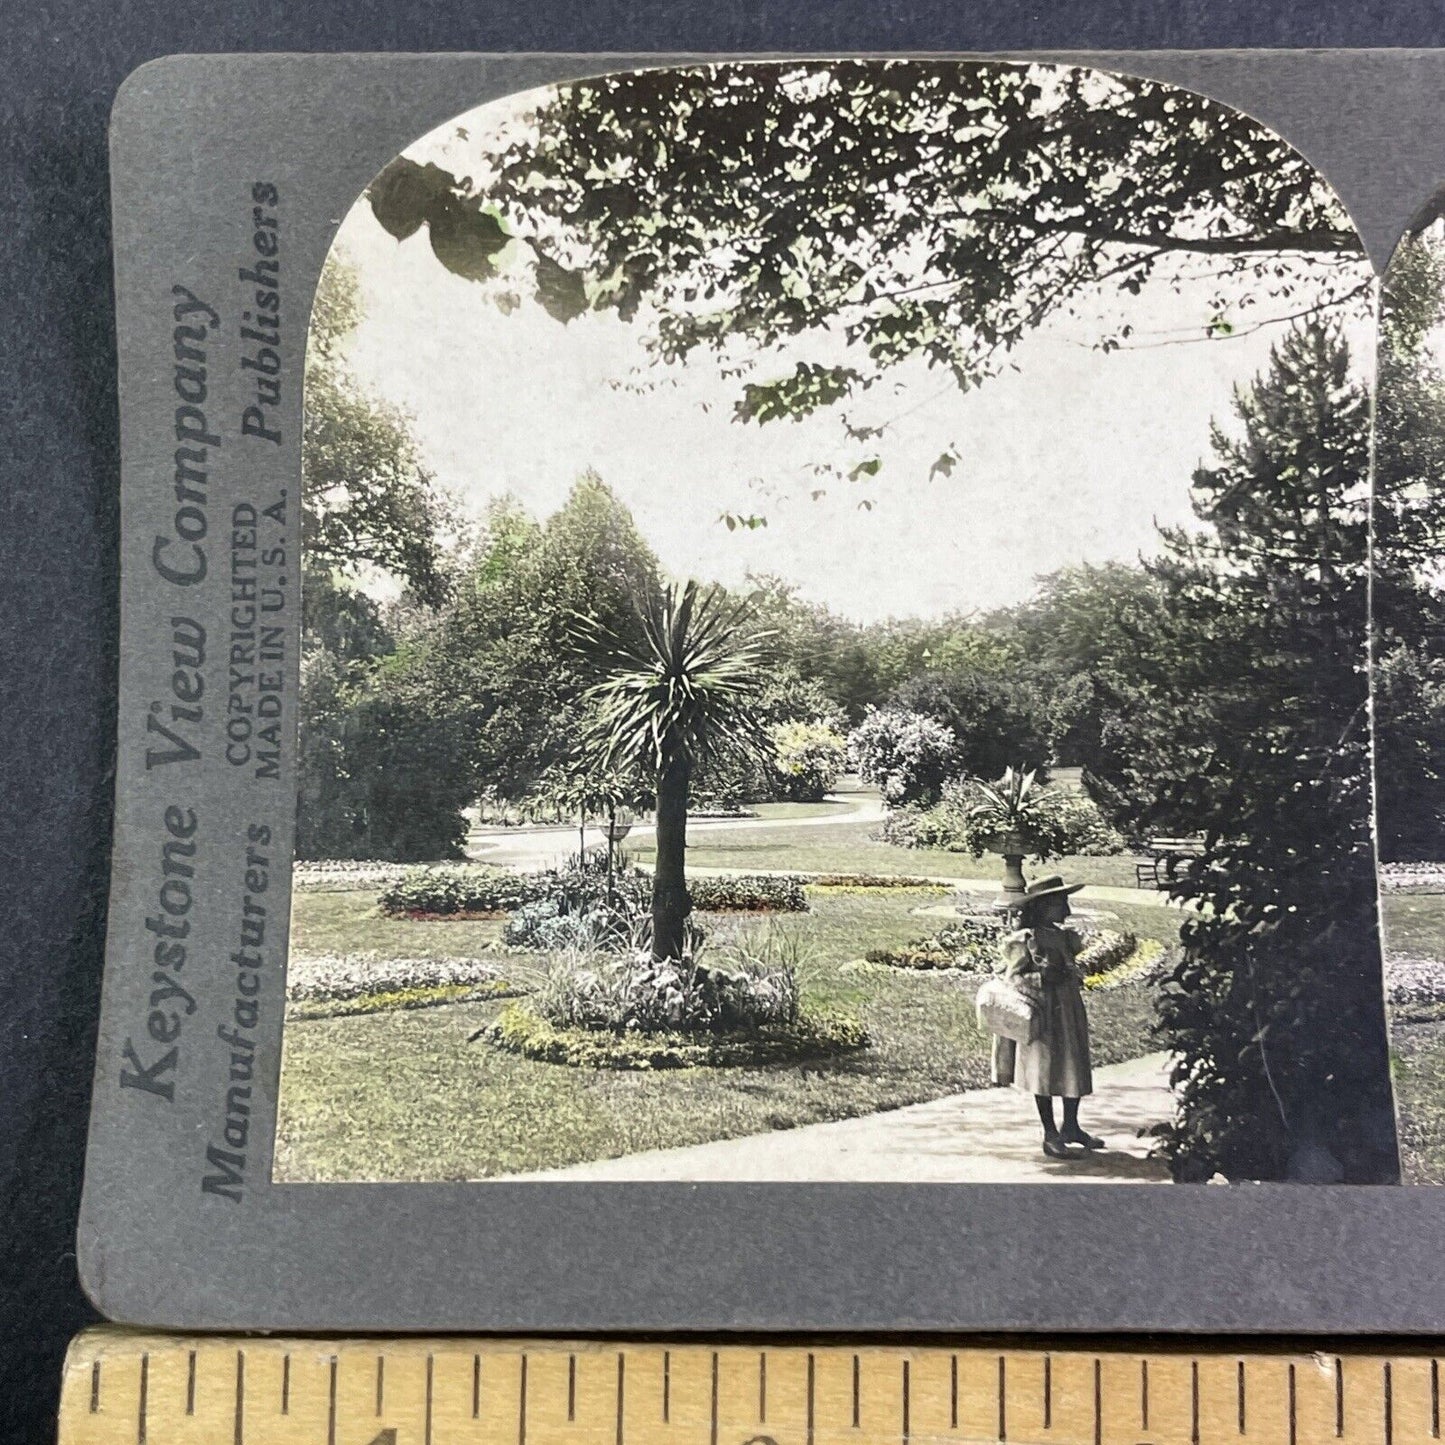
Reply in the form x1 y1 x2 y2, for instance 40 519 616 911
273 59 1399 1186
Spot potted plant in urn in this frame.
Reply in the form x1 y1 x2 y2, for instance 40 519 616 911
958 766 1070 900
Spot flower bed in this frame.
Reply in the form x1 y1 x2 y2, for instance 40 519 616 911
295 860 412 893
483 1001 867 1070
286 952 520 1019
1083 937 1165 991
378 864 546 918
689 874 808 913
376 861 809 923
806 873 951 893
1387 956 1445 1008
1381 863 1445 894
1076 928 1138 978
865 913 1004 970
866 919 1144 980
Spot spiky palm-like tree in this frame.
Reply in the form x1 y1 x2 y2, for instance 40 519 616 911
574 580 774 960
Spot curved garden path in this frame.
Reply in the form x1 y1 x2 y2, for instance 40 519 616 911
467 788 886 868
508 1051 1174 1183
466 789 1175 910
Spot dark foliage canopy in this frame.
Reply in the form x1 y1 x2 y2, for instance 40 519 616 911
366 61 1369 492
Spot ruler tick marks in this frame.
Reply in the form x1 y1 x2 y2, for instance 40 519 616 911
997 1356 1006 1443
1385 1361 1394 1445
950 1354 959 1430
1288 1363 1298 1445
377 1354 385 1416
852 1354 860 1428
426 1354 435 1445
281 1355 290 1416
520 1354 529 1445
759 1351 766 1422
137 1353 148 1445
902 1360 911 1445
711 1353 720 1445
1191 1361 1200 1445
616 1353 626 1445
1433 1359 1440 1438
327 1358 337 1445
568 1354 576 1421
473 1354 482 1420
233 1350 245 1445
89 1359 100 1414
807 1353 816 1445
1141 1359 1149 1431
1335 1357 1344 1437
186 1350 196 1415
1044 1356 1052 1431
1092 1358 1102 1445
1238 1360 1247 1435
662 1352 670 1424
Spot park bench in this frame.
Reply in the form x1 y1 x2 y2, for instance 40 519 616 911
1134 836 1205 890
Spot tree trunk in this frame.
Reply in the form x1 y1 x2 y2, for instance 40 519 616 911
652 755 691 961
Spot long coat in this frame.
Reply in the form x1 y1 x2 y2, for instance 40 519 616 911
989 924 1093 1098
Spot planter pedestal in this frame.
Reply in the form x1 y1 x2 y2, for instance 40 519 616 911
999 832 1028 904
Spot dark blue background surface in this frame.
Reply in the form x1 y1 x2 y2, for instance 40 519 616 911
4 3 1444 1439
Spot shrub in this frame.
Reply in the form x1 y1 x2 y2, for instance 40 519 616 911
847 707 961 806
503 899 641 952
1045 793 1128 856
689 873 808 913
501 854 653 949
770 720 848 801
879 777 1125 857
484 1001 868 1069
378 864 543 917
890 665 1052 783
523 928 807 1036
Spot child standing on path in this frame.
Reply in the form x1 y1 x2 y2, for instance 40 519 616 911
990 875 1106 1160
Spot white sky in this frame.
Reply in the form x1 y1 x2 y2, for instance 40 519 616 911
327 79 1377 625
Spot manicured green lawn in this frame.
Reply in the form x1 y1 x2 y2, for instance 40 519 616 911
288 888 516 959
623 819 1139 888
1380 894 1445 958
1087 898 1185 951
276 887 1162 1181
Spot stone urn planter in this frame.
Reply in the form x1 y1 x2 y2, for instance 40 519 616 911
997 828 1029 900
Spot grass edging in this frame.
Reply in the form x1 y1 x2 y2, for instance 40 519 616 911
481 1001 869 1070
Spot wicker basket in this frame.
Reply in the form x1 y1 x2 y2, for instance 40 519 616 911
976 974 1042 1044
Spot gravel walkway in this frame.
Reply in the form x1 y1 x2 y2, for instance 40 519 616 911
508 1052 1174 1183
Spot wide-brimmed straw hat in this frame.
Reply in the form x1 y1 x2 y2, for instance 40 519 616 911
998 874 1085 913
